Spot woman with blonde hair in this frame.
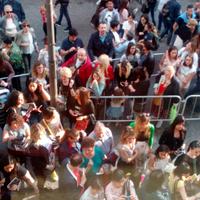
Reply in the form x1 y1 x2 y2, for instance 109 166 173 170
28 123 55 189
95 54 114 88
129 113 155 149
116 126 138 173
153 65 180 128
86 67 106 96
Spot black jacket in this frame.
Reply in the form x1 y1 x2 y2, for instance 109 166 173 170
55 0 69 6
155 74 180 109
87 32 114 61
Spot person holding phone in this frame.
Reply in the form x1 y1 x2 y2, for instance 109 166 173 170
0 155 39 200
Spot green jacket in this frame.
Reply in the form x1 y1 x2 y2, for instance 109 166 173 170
129 121 155 148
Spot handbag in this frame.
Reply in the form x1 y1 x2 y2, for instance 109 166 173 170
74 118 89 131
169 104 178 124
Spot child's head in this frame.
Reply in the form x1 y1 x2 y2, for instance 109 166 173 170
90 178 103 196
32 61 46 78
42 106 57 122
120 126 136 145
6 90 24 107
183 55 193 68
112 169 125 188
113 87 124 96
128 12 135 21
155 145 170 160
30 123 46 142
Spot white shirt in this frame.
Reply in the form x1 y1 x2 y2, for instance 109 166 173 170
105 181 138 200
89 127 114 155
5 18 17 37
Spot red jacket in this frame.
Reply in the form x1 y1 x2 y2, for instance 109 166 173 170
61 53 93 87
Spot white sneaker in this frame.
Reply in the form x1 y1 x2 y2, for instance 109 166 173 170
156 120 163 128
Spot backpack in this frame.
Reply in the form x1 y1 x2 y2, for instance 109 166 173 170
9 43 24 71
161 2 170 17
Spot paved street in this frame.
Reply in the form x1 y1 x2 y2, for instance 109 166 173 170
0 0 200 199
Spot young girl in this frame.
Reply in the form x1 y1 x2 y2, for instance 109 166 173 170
31 61 49 90
86 68 106 96
39 4 57 42
40 106 65 143
105 169 138 200
120 42 140 68
106 87 125 120
80 178 105 200
176 55 196 96
146 145 171 173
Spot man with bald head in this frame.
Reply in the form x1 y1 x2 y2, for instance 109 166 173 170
61 48 93 87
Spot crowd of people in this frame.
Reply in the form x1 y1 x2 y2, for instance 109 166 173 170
0 0 200 199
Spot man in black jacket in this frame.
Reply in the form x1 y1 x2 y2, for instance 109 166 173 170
55 0 72 32
87 22 114 62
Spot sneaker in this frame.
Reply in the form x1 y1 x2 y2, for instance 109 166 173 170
50 170 58 182
55 22 61 26
156 120 163 128
64 27 71 32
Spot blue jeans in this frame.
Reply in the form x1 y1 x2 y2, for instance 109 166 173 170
57 3 72 28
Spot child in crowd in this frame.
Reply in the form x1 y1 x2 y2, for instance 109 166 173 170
105 169 138 200
106 87 124 120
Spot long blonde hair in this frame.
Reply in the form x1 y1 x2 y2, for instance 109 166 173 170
32 61 48 79
30 123 46 143
98 54 110 74
120 126 136 144
134 114 151 139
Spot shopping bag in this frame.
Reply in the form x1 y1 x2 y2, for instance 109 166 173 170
169 104 178 124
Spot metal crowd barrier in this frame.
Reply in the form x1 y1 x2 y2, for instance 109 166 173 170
181 95 200 121
91 95 182 123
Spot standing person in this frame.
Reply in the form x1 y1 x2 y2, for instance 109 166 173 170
60 28 84 62
0 55 15 89
55 0 72 32
99 0 120 29
0 156 38 200
1 37 24 91
138 41 155 78
89 121 114 156
3 0 26 24
147 0 157 26
67 87 95 132
164 0 181 45
15 20 39 72
59 153 86 199
39 4 57 42
159 115 186 158
157 0 169 32
87 22 114 62
61 48 93 87
0 4 19 40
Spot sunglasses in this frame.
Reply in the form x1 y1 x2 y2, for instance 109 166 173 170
6 11 13 14
23 24 30 27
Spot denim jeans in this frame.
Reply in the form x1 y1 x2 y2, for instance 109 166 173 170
57 3 72 28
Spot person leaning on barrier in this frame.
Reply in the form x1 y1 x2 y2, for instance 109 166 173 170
1 37 24 91
159 115 186 159
0 54 15 89
152 65 180 127
61 48 93 87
